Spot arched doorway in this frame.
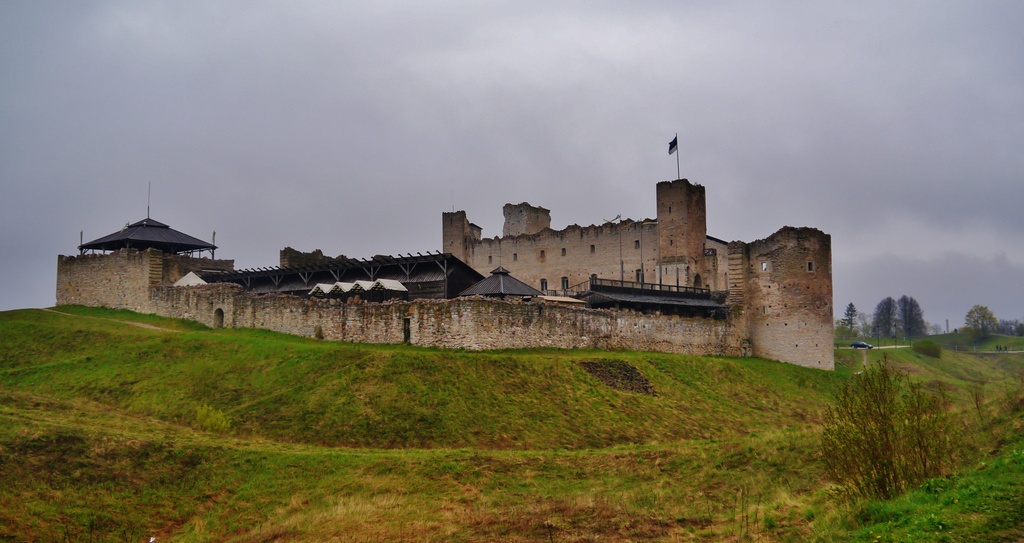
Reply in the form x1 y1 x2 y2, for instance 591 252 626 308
693 274 703 289
213 308 224 328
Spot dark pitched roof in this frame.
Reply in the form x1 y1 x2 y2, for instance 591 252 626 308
579 290 724 308
459 267 543 297
80 218 216 254
201 252 484 300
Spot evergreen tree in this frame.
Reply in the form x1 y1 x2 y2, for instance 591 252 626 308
843 302 858 330
873 297 897 338
897 295 926 340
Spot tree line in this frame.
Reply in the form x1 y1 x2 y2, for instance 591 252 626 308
838 298 1023 342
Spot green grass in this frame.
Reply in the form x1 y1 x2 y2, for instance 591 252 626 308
2 307 847 450
835 328 1024 352
2 307 1023 542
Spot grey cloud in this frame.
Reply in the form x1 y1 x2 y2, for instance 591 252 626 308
837 251 1024 329
2 1 1022 320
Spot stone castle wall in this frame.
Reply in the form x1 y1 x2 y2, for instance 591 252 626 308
55 185 835 369
735 227 834 370
56 249 233 311
444 180 730 295
150 282 744 355
55 249 744 357
502 203 551 237
441 179 834 369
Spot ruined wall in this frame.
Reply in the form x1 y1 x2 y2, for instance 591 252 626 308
461 220 659 292
279 247 351 268
150 283 743 356
441 210 475 264
56 249 233 311
502 203 551 237
739 227 834 370
442 179 727 294
54 245 828 368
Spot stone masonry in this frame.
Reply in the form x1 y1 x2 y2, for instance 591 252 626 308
55 177 834 369
443 178 833 369
54 248 746 359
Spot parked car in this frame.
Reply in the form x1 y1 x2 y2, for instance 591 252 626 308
850 341 873 349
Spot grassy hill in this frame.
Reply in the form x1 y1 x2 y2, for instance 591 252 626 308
2 307 1023 542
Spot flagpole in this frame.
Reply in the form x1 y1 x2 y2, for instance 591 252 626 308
674 132 680 180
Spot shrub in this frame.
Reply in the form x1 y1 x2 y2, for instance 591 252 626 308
821 359 961 499
912 340 942 358
195 404 231 433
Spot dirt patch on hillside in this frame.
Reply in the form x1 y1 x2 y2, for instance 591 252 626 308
579 359 657 396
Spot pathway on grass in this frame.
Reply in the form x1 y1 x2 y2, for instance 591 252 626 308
38 307 181 333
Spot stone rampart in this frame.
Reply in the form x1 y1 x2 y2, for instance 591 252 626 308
56 249 234 312
150 283 743 356
740 227 834 370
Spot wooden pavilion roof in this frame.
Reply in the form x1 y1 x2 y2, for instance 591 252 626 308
80 218 216 255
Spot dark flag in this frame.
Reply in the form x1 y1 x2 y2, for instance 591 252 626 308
668 136 678 155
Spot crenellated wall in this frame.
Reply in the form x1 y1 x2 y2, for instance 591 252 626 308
438 179 834 369
443 179 731 295
56 196 834 369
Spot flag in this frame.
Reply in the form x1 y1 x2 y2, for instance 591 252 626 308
668 136 678 155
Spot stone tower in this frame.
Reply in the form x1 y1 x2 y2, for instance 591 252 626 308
656 179 707 286
441 211 480 263
502 203 551 237
734 227 834 369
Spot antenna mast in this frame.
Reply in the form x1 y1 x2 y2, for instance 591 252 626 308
147 182 151 218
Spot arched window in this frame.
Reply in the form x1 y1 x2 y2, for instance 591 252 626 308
540 278 548 292
213 308 224 328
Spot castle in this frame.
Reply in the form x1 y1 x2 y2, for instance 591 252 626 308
56 179 834 369
443 179 833 367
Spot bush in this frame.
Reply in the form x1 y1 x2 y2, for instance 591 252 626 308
821 359 961 499
912 339 942 358
195 404 231 433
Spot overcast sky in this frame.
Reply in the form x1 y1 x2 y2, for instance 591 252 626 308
2 1 1022 328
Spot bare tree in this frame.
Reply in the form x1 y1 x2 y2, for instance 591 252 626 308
857 313 873 337
997 318 1023 336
